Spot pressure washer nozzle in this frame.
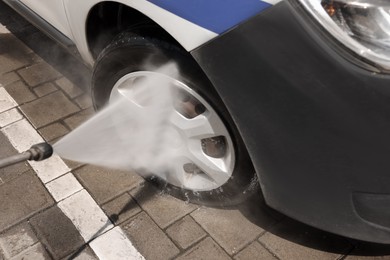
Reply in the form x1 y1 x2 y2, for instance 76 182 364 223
0 142 53 169
28 142 53 161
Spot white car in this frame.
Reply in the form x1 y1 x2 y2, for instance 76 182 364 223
4 0 390 243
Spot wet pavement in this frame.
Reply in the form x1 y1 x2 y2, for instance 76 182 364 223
1 2 390 259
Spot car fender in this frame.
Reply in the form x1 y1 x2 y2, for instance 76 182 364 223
63 0 281 65
63 0 216 65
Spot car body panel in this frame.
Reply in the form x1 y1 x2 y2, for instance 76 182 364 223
19 0 73 39
146 0 272 34
64 0 221 65
7 0 281 65
192 0 390 243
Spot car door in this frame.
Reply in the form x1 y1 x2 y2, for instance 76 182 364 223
19 0 73 39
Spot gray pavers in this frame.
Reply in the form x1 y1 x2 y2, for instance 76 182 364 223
74 165 144 204
166 215 206 250
38 122 69 142
9 243 50 260
102 193 142 225
130 183 197 229
258 219 353 260
4 80 36 104
344 243 390 260
0 132 29 183
33 82 58 97
121 212 180 260
65 246 98 260
0 34 33 74
234 241 277 260
30 206 85 259
74 94 93 109
191 206 272 255
0 71 19 86
176 237 231 260
0 169 54 232
63 108 94 130
20 91 79 128
18 62 62 87
55 77 83 99
345 255 390 260
0 222 38 258
0 51 28 75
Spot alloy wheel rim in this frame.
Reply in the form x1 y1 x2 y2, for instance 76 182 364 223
109 70 235 191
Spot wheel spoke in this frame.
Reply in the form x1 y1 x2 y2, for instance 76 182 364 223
185 147 230 185
170 111 227 140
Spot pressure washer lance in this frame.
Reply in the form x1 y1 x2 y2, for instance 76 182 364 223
0 143 53 169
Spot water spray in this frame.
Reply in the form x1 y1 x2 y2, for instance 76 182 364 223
0 142 53 168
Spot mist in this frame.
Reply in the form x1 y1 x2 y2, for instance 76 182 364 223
53 62 183 183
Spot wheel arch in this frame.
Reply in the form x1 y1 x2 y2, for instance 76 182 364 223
63 0 218 65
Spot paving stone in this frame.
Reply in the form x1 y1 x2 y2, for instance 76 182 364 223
34 82 57 97
0 108 23 128
258 218 353 260
30 206 85 259
29 153 71 183
0 34 33 74
2 119 70 182
4 80 36 104
46 173 83 202
102 193 141 225
74 94 93 109
56 77 83 99
18 62 61 87
234 241 276 260
0 87 17 113
38 122 69 142
0 71 19 86
166 215 206 250
20 91 79 128
191 205 271 255
1 119 43 152
63 108 94 130
121 212 179 260
62 159 84 171
0 131 30 184
90 227 144 260
345 255 390 260
9 243 50 260
344 243 390 260
130 183 197 229
58 189 113 241
0 170 54 232
63 245 98 260
176 237 231 260
74 165 144 204
0 222 38 258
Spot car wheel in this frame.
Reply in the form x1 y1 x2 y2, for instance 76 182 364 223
91 32 259 206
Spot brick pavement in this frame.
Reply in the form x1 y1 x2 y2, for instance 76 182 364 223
1 2 390 259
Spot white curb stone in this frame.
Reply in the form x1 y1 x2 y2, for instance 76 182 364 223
0 79 144 260
46 173 83 202
90 227 145 260
58 190 114 242
1 119 43 152
0 108 23 128
0 87 17 113
28 154 70 183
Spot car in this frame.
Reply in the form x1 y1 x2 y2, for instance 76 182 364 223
3 0 390 244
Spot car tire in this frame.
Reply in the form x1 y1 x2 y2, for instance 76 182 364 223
91 31 259 206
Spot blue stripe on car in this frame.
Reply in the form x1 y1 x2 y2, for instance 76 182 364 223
146 0 272 34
